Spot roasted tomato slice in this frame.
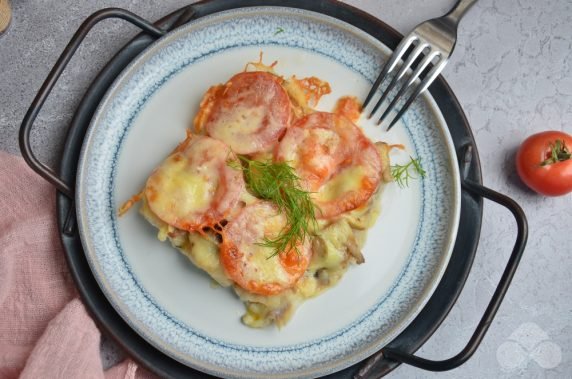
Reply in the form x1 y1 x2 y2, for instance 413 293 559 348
220 202 312 296
145 135 245 231
276 112 382 219
201 71 291 155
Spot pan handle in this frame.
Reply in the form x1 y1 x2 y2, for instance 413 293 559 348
18 7 195 199
357 145 528 376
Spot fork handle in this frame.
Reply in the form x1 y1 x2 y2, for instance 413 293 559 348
444 0 478 26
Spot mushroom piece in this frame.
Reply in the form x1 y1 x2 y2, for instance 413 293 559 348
346 234 365 264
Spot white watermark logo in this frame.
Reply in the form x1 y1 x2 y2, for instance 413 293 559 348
496 322 562 371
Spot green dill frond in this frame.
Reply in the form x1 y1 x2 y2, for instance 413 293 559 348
391 156 426 188
229 155 317 258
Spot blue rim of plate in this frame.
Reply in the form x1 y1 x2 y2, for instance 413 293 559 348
76 7 461 378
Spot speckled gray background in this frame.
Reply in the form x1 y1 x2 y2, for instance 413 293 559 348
1 0 570 378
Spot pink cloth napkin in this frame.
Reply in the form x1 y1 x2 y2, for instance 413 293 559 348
0 151 158 379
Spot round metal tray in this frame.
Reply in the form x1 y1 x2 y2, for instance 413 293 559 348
19 1 527 377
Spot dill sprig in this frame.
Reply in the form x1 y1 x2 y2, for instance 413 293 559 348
228 155 317 258
391 156 426 188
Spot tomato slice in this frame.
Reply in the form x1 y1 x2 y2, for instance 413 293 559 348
203 71 291 155
145 135 245 231
276 112 382 219
275 121 344 192
220 202 311 296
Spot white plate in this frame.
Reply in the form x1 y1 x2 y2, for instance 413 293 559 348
77 7 460 378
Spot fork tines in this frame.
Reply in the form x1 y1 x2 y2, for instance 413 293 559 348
364 35 448 130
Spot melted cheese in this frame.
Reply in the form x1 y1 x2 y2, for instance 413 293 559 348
140 196 232 287
316 165 366 202
145 136 241 230
151 153 217 214
310 220 353 270
186 233 232 287
213 105 266 137
283 78 312 117
246 245 291 285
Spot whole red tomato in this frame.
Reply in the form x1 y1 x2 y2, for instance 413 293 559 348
516 131 572 196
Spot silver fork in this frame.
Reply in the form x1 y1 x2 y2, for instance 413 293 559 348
364 0 478 130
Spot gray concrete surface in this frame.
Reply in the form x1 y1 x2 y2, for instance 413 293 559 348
1 0 571 377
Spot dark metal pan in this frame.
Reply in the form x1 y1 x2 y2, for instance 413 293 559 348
19 1 527 377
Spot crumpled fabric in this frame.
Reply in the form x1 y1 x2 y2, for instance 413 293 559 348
0 151 158 379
